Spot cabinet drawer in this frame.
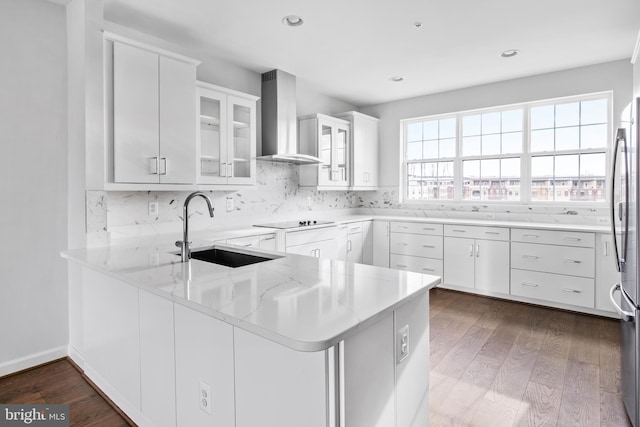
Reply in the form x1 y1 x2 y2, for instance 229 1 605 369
390 233 443 259
390 254 443 276
443 225 509 241
511 228 594 248
511 269 595 308
511 242 594 278
390 222 443 235
345 222 363 235
286 226 337 247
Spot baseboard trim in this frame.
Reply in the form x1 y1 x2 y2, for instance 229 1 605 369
67 345 85 370
0 346 67 377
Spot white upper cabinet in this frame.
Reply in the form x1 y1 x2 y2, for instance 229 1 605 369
299 114 350 189
196 82 258 185
110 37 198 184
335 111 379 190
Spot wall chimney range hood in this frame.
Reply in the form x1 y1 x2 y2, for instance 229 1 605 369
257 69 323 165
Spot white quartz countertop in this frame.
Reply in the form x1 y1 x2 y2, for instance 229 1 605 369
62 242 439 352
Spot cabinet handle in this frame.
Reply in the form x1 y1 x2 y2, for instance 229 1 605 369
422 267 435 272
396 264 408 268
317 248 321 258
397 226 408 229
522 255 539 260
523 234 539 238
150 157 159 174
563 237 581 242
475 244 480 257
469 245 474 257
347 240 352 252
562 288 582 293
453 229 466 233
349 227 360 232
422 245 435 249
159 157 167 175
423 227 435 231
242 243 253 247
484 231 500 235
261 236 275 241
521 282 539 288
604 241 609 256
227 163 233 177
563 259 582 264
220 162 226 177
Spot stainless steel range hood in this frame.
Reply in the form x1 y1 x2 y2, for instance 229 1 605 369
257 69 323 165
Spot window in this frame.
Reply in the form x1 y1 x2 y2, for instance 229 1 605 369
401 92 610 204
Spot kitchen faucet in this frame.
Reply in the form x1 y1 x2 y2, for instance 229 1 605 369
176 192 215 262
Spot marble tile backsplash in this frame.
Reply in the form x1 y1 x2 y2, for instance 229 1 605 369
86 163 610 245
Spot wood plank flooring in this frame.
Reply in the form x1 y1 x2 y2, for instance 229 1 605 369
0 358 132 427
430 288 631 427
0 289 631 427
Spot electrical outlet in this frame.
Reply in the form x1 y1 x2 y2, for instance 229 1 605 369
148 201 159 216
226 197 234 212
397 324 409 363
199 381 212 414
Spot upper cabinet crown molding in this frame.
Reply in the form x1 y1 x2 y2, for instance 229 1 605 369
103 31 201 66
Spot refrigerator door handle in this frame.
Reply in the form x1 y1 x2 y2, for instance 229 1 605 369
610 283 635 322
609 128 626 272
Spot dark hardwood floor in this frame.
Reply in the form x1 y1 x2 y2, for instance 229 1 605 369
0 289 631 427
430 288 631 427
0 358 132 427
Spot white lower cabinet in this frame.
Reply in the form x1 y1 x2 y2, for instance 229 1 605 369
389 222 444 277
511 269 594 308
596 233 622 314
234 291 429 427
286 227 338 258
174 304 236 427
362 220 374 265
443 225 510 295
139 290 176 427
347 222 364 263
82 269 141 418
372 221 390 267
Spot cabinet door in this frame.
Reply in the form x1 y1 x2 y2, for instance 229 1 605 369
337 225 349 261
372 221 390 267
158 56 195 184
197 87 227 184
352 114 379 188
362 221 374 265
139 290 176 427
227 95 256 185
332 122 349 187
318 120 334 186
475 239 510 294
226 235 261 249
113 42 159 183
596 233 622 314
258 233 277 250
443 237 475 289
347 231 364 264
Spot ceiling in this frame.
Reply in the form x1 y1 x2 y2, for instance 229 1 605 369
102 0 640 107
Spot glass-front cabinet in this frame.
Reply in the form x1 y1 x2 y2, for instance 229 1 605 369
196 81 257 185
299 113 350 189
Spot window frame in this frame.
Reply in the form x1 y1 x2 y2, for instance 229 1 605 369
399 91 612 207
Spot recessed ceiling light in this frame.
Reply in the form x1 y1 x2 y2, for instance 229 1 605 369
282 15 304 27
413 22 423 29
390 76 404 82
500 49 519 58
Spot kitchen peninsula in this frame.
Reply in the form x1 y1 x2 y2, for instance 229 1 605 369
62 235 438 427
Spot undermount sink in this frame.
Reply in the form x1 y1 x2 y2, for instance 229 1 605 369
185 246 282 268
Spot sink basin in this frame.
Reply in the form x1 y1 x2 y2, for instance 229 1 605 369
187 246 281 268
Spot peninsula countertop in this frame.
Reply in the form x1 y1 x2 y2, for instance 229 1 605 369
62 241 440 352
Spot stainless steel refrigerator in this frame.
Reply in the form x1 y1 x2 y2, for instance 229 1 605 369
610 96 640 427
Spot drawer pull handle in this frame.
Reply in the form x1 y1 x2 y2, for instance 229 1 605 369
262 237 275 241
453 229 466 233
563 259 582 264
396 264 408 268
485 231 500 235
469 245 474 257
521 282 539 288
242 243 253 247
563 237 581 242
523 234 539 238
422 245 435 248
423 227 435 231
422 268 435 272
398 226 408 229
562 288 582 293
350 227 360 232
522 255 539 260
400 243 408 246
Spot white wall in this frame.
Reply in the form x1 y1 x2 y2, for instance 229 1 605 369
0 0 68 375
361 60 634 187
